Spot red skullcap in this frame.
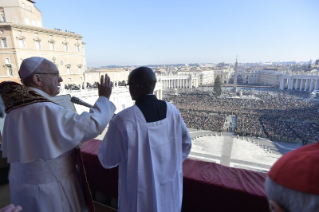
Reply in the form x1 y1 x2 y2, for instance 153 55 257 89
268 142 319 195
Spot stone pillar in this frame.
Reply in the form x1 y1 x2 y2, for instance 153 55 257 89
304 79 309 91
300 79 304 91
309 79 314 91
295 79 299 90
280 78 285 90
288 79 293 90
315 79 319 90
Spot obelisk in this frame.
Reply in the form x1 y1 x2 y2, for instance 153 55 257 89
233 56 238 95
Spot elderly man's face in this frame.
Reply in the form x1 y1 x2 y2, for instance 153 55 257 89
39 62 63 96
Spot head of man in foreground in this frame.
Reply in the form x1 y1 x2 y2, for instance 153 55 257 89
265 142 319 212
127 67 156 100
19 57 63 96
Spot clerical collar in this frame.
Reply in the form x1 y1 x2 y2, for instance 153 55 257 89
29 87 54 100
135 94 157 104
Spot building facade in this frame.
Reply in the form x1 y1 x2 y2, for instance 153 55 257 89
0 0 86 85
243 69 283 86
84 69 130 85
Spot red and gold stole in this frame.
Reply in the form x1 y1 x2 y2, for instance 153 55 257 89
0 81 55 113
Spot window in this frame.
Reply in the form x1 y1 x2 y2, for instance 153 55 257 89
8 66 12 76
22 3 25 8
35 41 41 49
68 78 71 82
0 30 3 34
29 6 32 11
76 45 80 52
34 33 38 37
64 44 68 51
80 77 82 81
50 42 55 50
5 57 10 64
0 7 5 22
67 67 70 73
1 39 7 48
19 39 25 48
78 67 82 73
32 20 36 26
49 35 53 39
18 30 21 34
24 18 29 24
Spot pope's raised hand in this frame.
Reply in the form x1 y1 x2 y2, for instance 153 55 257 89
98 74 112 99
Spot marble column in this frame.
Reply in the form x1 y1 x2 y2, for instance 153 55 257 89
304 79 309 91
309 79 314 91
300 79 304 91
280 78 285 90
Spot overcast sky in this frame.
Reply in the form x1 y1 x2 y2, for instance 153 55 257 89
35 0 319 66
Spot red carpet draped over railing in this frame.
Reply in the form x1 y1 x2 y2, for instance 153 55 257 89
81 139 269 212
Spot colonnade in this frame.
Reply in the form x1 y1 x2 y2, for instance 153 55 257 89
280 76 319 91
160 75 199 89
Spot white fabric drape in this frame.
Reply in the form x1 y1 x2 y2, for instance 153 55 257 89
1 87 116 212
99 102 192 212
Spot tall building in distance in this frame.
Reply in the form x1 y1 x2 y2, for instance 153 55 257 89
0 0 87 85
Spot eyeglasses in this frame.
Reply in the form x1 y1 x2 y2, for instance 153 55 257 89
37 72 60 78
125 82 143 88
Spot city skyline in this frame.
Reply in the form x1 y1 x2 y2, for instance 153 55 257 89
35 0 319 67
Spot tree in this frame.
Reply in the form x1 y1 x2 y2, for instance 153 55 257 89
214 75 222 96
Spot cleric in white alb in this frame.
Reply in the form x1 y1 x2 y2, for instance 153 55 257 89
0 57 116 212
99 67 192 212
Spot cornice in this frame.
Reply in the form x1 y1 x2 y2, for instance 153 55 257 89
48 39 55 43
16 35 26 40
33 37 42 41
0 23 83 38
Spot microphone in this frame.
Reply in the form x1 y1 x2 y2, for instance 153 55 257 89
70 96 93 108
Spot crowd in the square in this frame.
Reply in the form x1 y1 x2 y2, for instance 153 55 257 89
180 110 226 131
164 89 319 142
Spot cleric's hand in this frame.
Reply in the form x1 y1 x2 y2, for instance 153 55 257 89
98 74 112 99
0 204 22 212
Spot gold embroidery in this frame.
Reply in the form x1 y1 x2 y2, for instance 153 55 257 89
0 81 56 113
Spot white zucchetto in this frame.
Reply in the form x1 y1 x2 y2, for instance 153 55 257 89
19 57 45 80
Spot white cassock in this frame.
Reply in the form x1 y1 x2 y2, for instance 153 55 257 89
1 87 116 212
98 102 192 212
